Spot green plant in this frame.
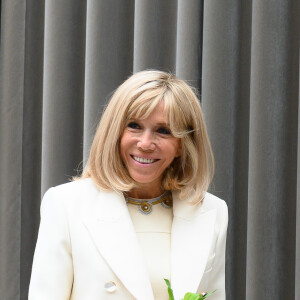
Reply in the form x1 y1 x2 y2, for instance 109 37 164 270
164 279 216 300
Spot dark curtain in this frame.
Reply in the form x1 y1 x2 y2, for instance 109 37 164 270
0 0 299 299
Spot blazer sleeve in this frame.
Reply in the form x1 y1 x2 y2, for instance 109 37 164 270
205 199 228 300
28 188 73 300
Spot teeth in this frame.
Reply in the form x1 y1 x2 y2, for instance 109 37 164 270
133 156 156 164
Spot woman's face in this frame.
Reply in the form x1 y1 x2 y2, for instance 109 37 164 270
120 102 181 192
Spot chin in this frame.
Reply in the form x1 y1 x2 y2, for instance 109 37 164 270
130 174 162 186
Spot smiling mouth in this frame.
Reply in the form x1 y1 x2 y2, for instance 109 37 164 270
131 155 159 164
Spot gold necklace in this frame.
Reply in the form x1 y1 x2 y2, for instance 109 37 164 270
124 191 173 215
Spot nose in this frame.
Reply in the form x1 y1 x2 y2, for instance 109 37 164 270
137 131 155 151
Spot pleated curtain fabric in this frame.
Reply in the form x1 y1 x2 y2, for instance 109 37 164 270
0 0 299 299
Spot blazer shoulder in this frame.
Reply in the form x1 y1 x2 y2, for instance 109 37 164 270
41 178 99 209
44 178 97 197
202 192 228 220
203 193 228 236
203 192 227 208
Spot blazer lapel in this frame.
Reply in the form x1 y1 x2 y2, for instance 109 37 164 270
82 184 154 300
171 192 217 300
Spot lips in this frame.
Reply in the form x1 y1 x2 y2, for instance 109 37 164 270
131 155 159 164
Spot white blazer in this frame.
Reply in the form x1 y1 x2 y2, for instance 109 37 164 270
29 178 228 300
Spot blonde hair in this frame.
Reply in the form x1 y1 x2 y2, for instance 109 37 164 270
81 70 214 202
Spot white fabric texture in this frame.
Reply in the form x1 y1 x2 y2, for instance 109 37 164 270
28 178 228 300
127 201 172 300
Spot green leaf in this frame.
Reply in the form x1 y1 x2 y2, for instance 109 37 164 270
164 279 175 300
183 292 202 300
202 290 217 298
183 289 217 300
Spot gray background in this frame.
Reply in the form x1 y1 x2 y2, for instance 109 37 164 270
0 0 299 299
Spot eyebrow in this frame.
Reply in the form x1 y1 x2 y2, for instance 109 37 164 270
128 118 170 127
156 122 170 127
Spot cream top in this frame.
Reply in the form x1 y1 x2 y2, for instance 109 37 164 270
127 201 173 300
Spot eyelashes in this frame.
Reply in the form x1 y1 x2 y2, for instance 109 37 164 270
127 122 171 135
127 122 140 129
157 127 171 135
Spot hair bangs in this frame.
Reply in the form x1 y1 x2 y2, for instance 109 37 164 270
163 89 193 139
126 89 165 120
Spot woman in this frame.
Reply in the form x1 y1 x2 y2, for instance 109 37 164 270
29 70 228 300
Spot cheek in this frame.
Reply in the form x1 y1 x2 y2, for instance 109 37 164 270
169 139 181 158
120 131 137 162
175 140 181 157
162 140 181 162
119 134 128 160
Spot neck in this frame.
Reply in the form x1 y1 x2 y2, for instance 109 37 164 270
126 186 164 199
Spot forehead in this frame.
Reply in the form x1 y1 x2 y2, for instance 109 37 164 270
128 97 168 117
130 102 169 123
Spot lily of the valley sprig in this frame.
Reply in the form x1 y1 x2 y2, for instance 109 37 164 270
164 279 216 300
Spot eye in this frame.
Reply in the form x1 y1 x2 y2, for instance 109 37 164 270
157 127 171 135
127 122 140 129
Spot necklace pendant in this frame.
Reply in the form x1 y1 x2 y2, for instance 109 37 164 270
139 202 153 215
125 191 172 215
161 197 172 209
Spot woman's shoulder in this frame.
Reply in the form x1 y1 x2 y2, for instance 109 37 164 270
202 192 228 213
202 192 228 231
41 178 98 207
45 178 96 194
